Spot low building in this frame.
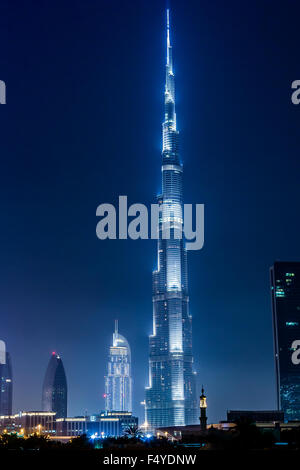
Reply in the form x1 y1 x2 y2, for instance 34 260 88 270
0 410 138 438
99 411 138 437
156 423 235 440
0 415 16 434
56 411 138 438
56 417 88 436
227 410 284 423
0 411 56 435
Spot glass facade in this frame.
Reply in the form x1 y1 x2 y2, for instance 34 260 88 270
0 341 13 416
42 353 68 418
145 9 198 428
105 321 132 412
271 261 300 421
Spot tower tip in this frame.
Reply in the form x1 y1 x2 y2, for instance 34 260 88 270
166 6 172 66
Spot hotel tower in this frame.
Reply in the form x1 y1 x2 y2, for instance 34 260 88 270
105 321 132 412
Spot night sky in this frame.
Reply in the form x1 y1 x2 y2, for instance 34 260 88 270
1 0 300 424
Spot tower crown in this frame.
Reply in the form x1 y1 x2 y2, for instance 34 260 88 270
200 386 207 408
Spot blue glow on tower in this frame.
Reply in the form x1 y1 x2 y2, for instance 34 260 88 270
145 9 198 428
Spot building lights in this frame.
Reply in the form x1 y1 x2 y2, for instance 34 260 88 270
145 8 198 428
105 321 132 413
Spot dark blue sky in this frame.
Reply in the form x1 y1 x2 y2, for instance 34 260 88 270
0 0 300 423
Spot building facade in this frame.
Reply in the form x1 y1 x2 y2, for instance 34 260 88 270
271 261 300 421
0 411 56 435
0 340 13 416
99 411 138 437
42 352 68 418
56 417 88 437
145 9 198 428
105 321 132 412
227 410 284 423
0 411 137 438
56 412 138 437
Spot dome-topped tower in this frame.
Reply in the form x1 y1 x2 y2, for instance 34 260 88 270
105 320 132 412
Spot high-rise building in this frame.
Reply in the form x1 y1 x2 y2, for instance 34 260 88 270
270 261 300 421
42 352 68 418
105 321 132 412
145 9 198 428
0 340 13 415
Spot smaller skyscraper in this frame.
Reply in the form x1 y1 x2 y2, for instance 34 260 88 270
271 261 300 421
105 321 132 412
42 352 68 418
199 386 207 431
0 340 13 415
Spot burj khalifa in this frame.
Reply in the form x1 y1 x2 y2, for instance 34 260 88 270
145 9 198 428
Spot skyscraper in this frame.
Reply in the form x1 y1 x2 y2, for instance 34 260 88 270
42 352 68 418
105 321 132 412
145 9 198 428
271 261 300 421
0 340 13 416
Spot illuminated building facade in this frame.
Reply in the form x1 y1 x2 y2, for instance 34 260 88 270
105 321 132 412
271 261 300 421
0 411 56 435
145 10 197 428
0 340 13 416
98 411 138 437
42 352 68 418
55 412 138 437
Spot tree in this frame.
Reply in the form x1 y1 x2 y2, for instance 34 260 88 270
123 424 142 439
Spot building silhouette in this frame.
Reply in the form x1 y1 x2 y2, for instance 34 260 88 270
145 9 198 428
0 340 13 415
271 261 300 421
42 352 67 418
105 321 132 412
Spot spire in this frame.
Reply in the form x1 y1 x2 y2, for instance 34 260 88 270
164 6 176 132
166 9 170 65
114 319 118 335
166 8 173 73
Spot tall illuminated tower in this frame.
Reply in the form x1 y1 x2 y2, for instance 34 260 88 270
105 321 132 412
0 340 13 416
42 352 68 418
145 9 198 428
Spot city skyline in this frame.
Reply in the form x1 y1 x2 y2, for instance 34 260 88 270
1 0 300 423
